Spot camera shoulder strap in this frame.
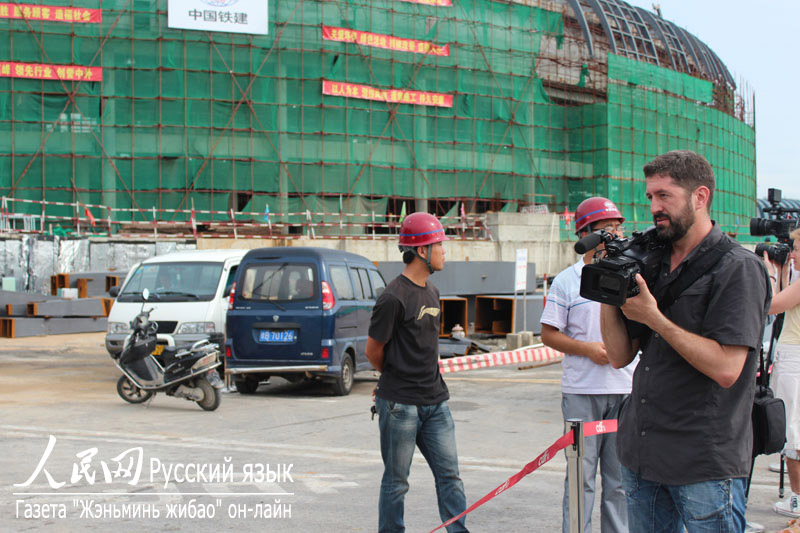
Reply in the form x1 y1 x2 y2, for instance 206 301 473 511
657 235 738 312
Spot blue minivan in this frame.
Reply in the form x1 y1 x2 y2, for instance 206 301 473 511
225 247 386 396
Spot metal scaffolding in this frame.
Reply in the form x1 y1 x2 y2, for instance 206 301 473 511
0 0 757 238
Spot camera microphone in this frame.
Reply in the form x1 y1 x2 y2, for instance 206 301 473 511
574 232 604 254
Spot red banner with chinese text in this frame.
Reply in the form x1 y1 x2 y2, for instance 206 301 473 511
322 80 452 108
0 3 101 23
322 25 449 57
399 0 452 6
0 62 102 82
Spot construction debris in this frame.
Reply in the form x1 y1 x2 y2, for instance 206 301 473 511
438 337 493 359
50 271 125 297
27 298 113 318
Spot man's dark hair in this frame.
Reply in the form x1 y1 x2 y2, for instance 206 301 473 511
643 150 715 209
400 246 418 264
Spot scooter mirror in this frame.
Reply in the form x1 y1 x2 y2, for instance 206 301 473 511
142 288 150 301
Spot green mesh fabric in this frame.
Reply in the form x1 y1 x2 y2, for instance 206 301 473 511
0 1 755 238
603 54 756 237
607 53 714 104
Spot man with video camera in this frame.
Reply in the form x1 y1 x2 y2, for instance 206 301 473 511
600 150 771 531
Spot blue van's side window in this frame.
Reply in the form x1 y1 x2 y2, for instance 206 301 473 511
329 265 354 300
369 269 386 298
350 267 365 300
354 268 372 299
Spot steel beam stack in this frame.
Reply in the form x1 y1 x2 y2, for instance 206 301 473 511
0 270 120 338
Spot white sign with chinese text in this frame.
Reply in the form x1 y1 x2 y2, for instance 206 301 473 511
168 0 268 35
515 248 527 292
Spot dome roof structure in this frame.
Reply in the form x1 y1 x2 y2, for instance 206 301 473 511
563 0 734 86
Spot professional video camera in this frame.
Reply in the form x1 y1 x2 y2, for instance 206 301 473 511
750 188 799 265
577 226 665 306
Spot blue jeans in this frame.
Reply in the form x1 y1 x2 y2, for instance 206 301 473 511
621 467 746 533
376 397 468 533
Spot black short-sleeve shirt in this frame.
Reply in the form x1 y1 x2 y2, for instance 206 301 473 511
618 223 771 485
368 275 449 405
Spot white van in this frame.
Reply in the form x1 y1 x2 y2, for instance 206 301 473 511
105 249 248 356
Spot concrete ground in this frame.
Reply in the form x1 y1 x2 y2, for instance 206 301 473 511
0 332 793 532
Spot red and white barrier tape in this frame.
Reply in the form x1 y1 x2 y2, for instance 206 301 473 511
2 198 479 225
439 344 563 374
2 197 492 239
431 419 618 532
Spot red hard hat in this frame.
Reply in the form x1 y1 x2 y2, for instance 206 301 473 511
399 212 449 247
574 197 624 234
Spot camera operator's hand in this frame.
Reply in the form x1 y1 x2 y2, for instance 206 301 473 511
761 251 779 278
584 342 609 365
762 251 789 292
619 273 661 328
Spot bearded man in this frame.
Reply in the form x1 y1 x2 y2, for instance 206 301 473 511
600 150 772 532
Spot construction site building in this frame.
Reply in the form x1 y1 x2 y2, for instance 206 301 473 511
0 0 755 239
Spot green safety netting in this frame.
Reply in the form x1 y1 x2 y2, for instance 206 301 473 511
601 54 756 237
0 0 755 238
607 54 714 104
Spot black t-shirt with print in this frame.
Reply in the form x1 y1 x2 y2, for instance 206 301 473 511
368 274 449 405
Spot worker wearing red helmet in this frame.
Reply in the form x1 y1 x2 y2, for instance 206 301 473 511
396 211 450 273
366 212 468 533
540 196 636 533
573 196 626 236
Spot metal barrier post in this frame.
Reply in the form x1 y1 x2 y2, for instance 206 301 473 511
566 419 584 533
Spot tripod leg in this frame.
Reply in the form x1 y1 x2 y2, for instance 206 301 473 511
781 454 786 499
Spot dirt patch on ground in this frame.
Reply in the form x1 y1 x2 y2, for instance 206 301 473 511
0 332 118 403
0 331 106 354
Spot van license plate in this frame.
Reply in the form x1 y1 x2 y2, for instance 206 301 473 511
259 329 297 343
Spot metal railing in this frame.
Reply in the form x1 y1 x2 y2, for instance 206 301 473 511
0 196 494 241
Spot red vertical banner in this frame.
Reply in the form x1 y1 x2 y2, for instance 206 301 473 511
84 206 96 227
190 208 198 238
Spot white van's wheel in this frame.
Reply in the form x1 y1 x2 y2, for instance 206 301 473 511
332 355 354 396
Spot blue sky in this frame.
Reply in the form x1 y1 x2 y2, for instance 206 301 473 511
623 0 799 201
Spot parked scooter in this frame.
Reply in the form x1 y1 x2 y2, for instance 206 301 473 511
111 289 223 411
